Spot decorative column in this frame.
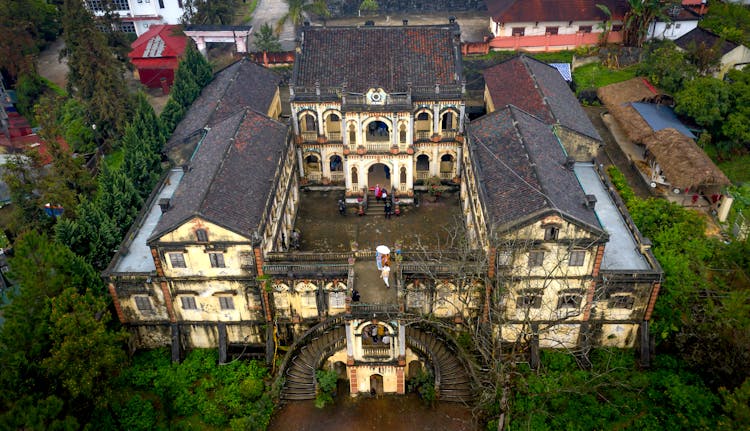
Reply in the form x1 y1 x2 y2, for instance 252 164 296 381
356 116 363 148
346 322 355 358
291 108 300 136
296 147 305 179
195 36 207 56
456 145 462 178
408 114 414 144
391 114 398 147
344 156 351 191
317 106 325 136
458 104 466 133
432 104 440 135
431 147 439 176
406 160 414 191
235 33 248 53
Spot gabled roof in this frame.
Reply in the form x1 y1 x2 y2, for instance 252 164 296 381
150 109 288 242
165 58 282 163
129 25 187 59
467 105 603 234
293 25 463 93
487 0 629 23
675 27 741 56
483 55 601 141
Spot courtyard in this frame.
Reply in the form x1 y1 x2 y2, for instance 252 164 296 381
293 189 464 254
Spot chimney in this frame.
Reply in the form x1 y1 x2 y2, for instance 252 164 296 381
158 198 171 213
403 19 408 26
584 194 597 209
564 156 575 170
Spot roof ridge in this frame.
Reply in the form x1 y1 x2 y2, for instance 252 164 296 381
520 56 556 124
507 106 555 211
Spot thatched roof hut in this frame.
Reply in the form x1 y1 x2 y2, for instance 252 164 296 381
597 78 673 143
642 128 731 189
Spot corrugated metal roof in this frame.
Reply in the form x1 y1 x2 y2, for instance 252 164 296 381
630 102 696 139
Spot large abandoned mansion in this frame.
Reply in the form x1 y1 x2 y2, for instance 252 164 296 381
105 22 662 400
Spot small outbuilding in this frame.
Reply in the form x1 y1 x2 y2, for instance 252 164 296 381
674 27 750 77
129 24 188 90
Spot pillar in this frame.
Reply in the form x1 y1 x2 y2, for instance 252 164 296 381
406 160 414 190
432 105 440 135
344 156 351 190
456 145 462 177
458 104 466 133
408 114 414 144
296 147 305 179
317 106 324 136
291 109 300 136
346 322 354 357
235 33 248 53
430 147 439 176
391 114 398 147
195 36 207 56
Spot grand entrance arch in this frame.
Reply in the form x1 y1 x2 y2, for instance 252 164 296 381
368 163 391 190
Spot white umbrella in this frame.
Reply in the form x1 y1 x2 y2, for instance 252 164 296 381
376 245 390 254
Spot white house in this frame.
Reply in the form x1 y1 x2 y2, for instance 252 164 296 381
83 0 187 36
646 3 703 41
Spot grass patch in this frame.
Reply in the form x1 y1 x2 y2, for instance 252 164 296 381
235 0 258 24
530 51 574 63
103 148 125 172
40 77 66 96
464 50 574 64
573 62 637 92
718 153 750 184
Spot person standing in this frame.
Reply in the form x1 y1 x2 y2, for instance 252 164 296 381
381 263 391 288
381 190 388 203
376 252 383 270
351 289 360 302
384 199 392 219
374 184 382 202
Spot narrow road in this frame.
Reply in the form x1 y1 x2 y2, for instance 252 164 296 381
249 0 296 50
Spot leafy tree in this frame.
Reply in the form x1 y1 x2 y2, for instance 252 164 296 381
636 41 696 93
359 0 379 13
182 0 238 25
1 152 51 234
623 0 675 47
95 164 143 234
42 288 128 406
62 0 132 145
684 40 723 76
675 77 731 129
0 0 60 82
55 197 121 269
182 43 213 90
277 0 330 32
14 73 52 121
160 97 186 134
699 2 750 46
121 126 163 198
160 43 213 133
254 22 282 53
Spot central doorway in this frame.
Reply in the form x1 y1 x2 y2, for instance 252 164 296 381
368 163 391 191
369 374 384 395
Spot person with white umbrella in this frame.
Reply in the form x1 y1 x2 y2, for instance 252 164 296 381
376 245 390 271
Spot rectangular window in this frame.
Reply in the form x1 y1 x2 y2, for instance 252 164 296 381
546 26 559 35
569 251 586 267
196 229 208 242
675 23 681 29
135 296 153 312
557 294 582 309
528 251 545 267
209 252 225 268
512 27 525 36
579 25 593 33
301 292 317 308
544 226 559 240
85 0 130 12
219 296 235 310
516 294 542 309
118 22 136 33
497 249 513 267
608 295 635 309
159 0 165 8
329 291 346 309
181 296 197 310
169 253 186 268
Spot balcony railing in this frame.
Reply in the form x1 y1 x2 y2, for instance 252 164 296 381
415 171 430 180
362 345 391 359
350 303 400 316
300 131 318 142
327 131 341 142
330 171 344 182
307 171 322 182
415 130 432 141
439 171 455 180
366 142 392 153
440 130 457 140
263 263 350 275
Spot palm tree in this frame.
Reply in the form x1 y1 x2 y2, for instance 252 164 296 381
622 0 676 47
276 0 330 33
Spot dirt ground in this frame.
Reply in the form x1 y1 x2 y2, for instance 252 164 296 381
269 392 478 431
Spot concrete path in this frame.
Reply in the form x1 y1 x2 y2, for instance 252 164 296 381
353 260 398 305
249 0 297 51
36 38 68 89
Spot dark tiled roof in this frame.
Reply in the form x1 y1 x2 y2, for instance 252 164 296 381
166 58 281 159
150 109 288 241
487 0 629 23
483 55 601 141
675 27 740 56
468 106 602 233
293 25 462 92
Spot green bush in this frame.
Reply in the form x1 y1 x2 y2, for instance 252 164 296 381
315 369 339 408
606 165 635 205
408 369 436 406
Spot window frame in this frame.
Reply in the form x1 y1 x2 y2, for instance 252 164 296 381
569 250 586 267
544 226 559 240
196 229 208 242
608 295 635 309
528 251 545 267
181 296 197 310
556 294 582 309
579 25 593 33
545 26 559 35
169 252 187 268
134 295 153 313
209 252 226 268
511 27 526 37
516 293 543 309
218 296 235 310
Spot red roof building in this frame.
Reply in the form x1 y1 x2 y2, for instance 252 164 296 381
128 24 188 90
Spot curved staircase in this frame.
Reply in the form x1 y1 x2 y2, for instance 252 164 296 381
406 326 473 403
281 326 346 400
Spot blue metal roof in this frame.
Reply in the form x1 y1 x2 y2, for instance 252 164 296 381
630 102 696 139
549 63 572 82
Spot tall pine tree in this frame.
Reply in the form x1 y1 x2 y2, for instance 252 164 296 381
160 43 213 133
62 0 132 145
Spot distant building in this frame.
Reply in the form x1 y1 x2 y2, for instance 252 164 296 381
83 0 187 36
128 24 188 89
674 27 750 77
105 23 662 401
485 0 628 51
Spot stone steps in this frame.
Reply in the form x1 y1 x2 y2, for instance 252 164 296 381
281 326 346 400
406 327 473 403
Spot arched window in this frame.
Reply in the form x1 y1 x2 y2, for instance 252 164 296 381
305 154 320 172
348 124 356 144
351 167 358 185
399 124 407 143
417 112 429 121
442 112 455 130
329 113 340 122
400 166 407 183
330 155 343 171
416 154 430 171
